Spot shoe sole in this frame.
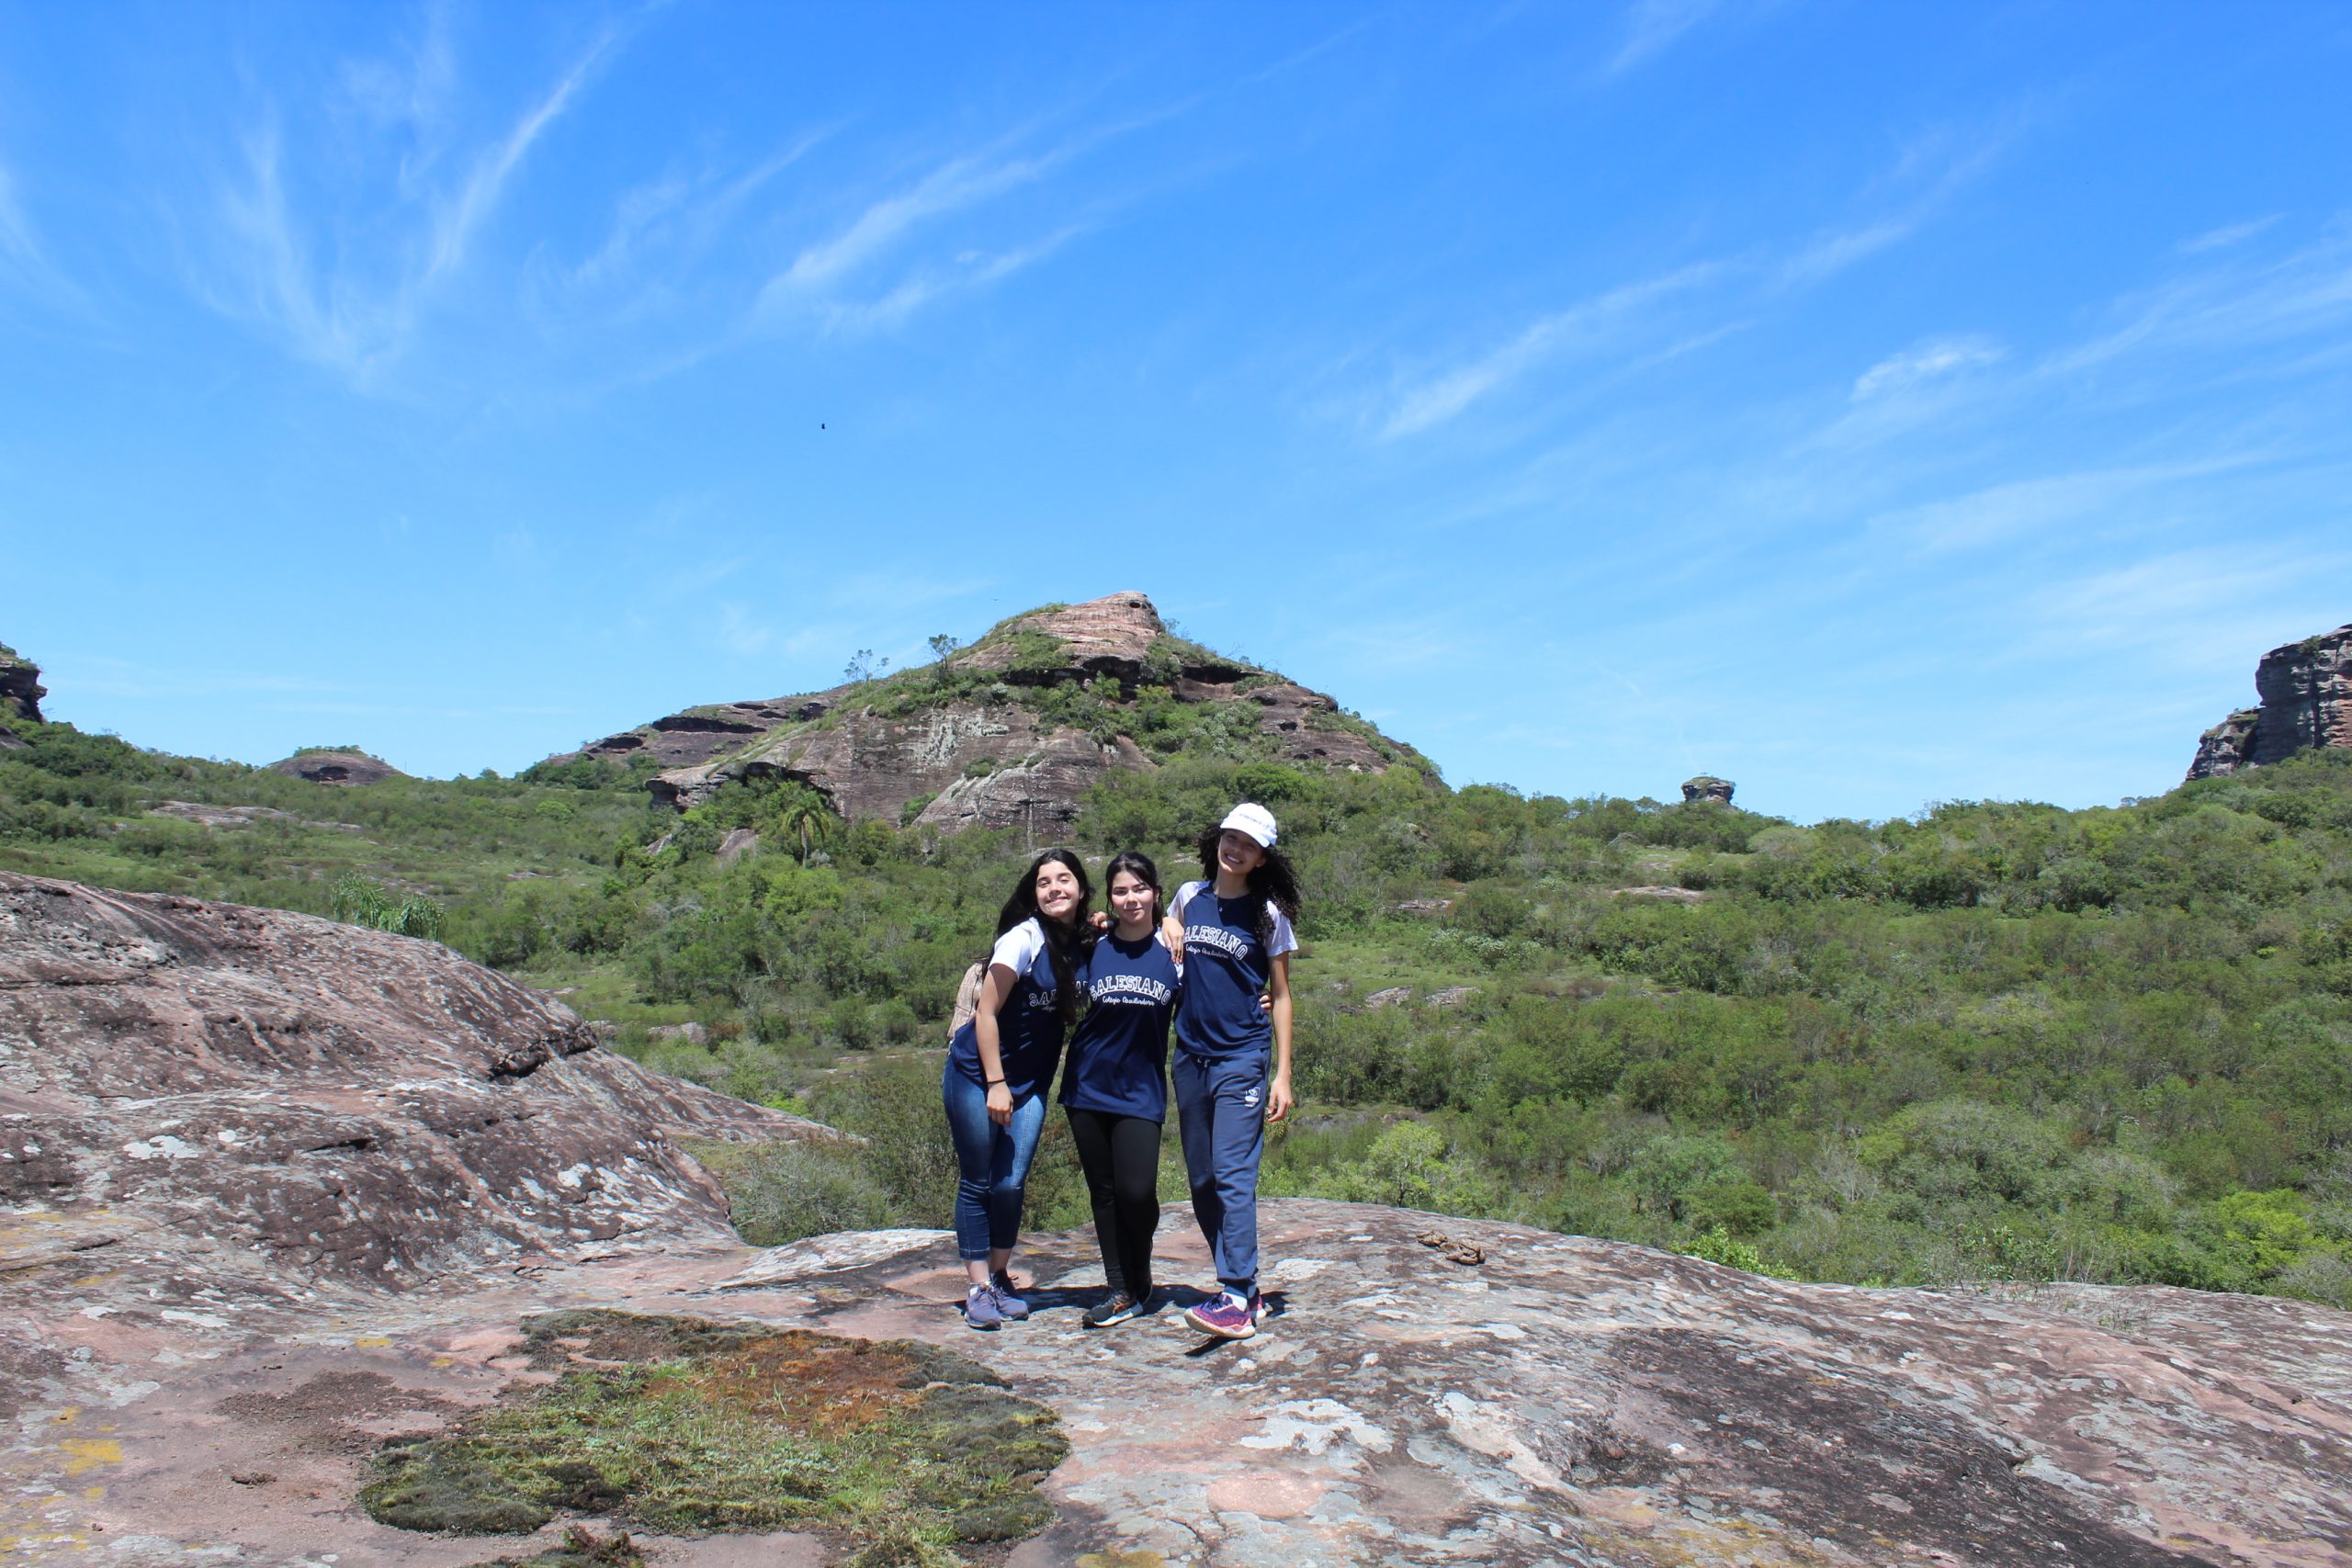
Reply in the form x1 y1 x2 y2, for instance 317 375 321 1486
1084 1306 1141 1329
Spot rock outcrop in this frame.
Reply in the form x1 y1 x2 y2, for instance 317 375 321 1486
548 592 1423 831
2187 623 2352 780
5 1199 2346 1566
0 642 46 725
266 749 406 784
0 873 823 1302
1680 774 1734 804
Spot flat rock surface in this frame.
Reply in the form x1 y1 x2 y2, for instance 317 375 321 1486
5 1199 2346 1567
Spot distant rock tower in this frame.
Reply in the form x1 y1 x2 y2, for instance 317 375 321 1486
1681 775 1735 805
2187 624 2352 780
0 645 45 725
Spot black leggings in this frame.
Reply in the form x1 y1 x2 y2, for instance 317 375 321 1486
1065 1107 1161 1296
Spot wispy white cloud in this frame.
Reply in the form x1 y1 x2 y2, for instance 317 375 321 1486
0 156 85 311
1852 335 2006 401
1378 263 1722 438
568 127 832 299
2047 227 2352 377
1871 455 2265 554
764 147 1063 302
1780 220 1913 288
2024 545 2351 673
2179 214 2281 255
815 225 1086 334
1369 107 2035 444
1609 0 1722 74
426 31 616 285
195 21 626 381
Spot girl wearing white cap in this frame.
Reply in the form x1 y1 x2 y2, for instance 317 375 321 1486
1169 801 1301 1339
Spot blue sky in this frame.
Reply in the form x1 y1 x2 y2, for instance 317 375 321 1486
4 1 2349 823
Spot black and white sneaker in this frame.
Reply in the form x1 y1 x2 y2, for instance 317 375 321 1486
1083 1290 1144 1328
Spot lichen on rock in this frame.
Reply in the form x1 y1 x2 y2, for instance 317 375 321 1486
361 1313 1065 1563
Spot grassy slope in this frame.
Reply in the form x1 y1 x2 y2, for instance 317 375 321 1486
6 681 2351 1310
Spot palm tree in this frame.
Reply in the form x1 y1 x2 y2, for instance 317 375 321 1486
777 794 836 866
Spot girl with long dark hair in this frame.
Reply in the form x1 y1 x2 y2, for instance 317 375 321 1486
1060 850 1182 1327
944 848 1091 1329
1170 803 1302 1340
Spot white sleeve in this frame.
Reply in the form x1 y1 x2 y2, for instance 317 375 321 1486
1266 906 1299 959
1171 881 1206 924
989 919 1046 976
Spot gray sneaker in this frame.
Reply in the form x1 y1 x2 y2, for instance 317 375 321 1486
989 1271 1031 1320
964 1283 1003 1331
1083 1291 1143 1329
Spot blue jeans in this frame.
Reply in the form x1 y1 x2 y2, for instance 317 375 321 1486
1172 1047 1269 1294
942 1062 1048 1262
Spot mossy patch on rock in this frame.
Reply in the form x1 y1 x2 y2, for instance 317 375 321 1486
362 1313 1063 1563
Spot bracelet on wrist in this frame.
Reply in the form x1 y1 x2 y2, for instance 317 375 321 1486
986 1077 1006 1086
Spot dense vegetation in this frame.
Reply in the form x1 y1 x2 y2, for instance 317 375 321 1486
6 692 2349 1311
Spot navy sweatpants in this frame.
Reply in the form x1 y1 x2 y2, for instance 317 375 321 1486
1171 1047 1269 1294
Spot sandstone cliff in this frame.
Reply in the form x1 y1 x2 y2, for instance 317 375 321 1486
547 592 1424 831
2187 623 2352 779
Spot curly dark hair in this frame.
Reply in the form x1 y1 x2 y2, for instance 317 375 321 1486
1193 825 1302 943
993 848 1092 1030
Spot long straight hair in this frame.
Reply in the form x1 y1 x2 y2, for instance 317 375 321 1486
995 847 1092 1030
1100 850 1166 933
1194 825 1302 942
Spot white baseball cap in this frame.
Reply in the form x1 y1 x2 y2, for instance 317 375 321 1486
1220 802 1279 848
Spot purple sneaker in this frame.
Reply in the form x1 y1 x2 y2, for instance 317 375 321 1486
1185 1292 1257 1340
964 1283 1003 1331
989 1271 1031 1320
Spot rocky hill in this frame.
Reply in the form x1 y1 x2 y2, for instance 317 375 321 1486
2187 622 2351 779
546 592 1425 830
266 748 408 785
0 872 823 1301
5 875 2348 1567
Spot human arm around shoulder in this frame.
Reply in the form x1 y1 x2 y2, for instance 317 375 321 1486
1264 951 1294 1122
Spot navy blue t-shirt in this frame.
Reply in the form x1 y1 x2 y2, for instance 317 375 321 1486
1062 931 1180 1121
946 919 1066 1100
1171 880 1298 1059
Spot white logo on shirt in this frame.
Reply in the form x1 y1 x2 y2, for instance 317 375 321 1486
1185 922 1254 959
1091 973 1173 1006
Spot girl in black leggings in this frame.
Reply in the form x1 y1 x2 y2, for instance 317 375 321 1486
1062 851 1181 1326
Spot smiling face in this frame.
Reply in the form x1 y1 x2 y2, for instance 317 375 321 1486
1033 858 1083 923
1107 868 1157 932
1216 828 1267 879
